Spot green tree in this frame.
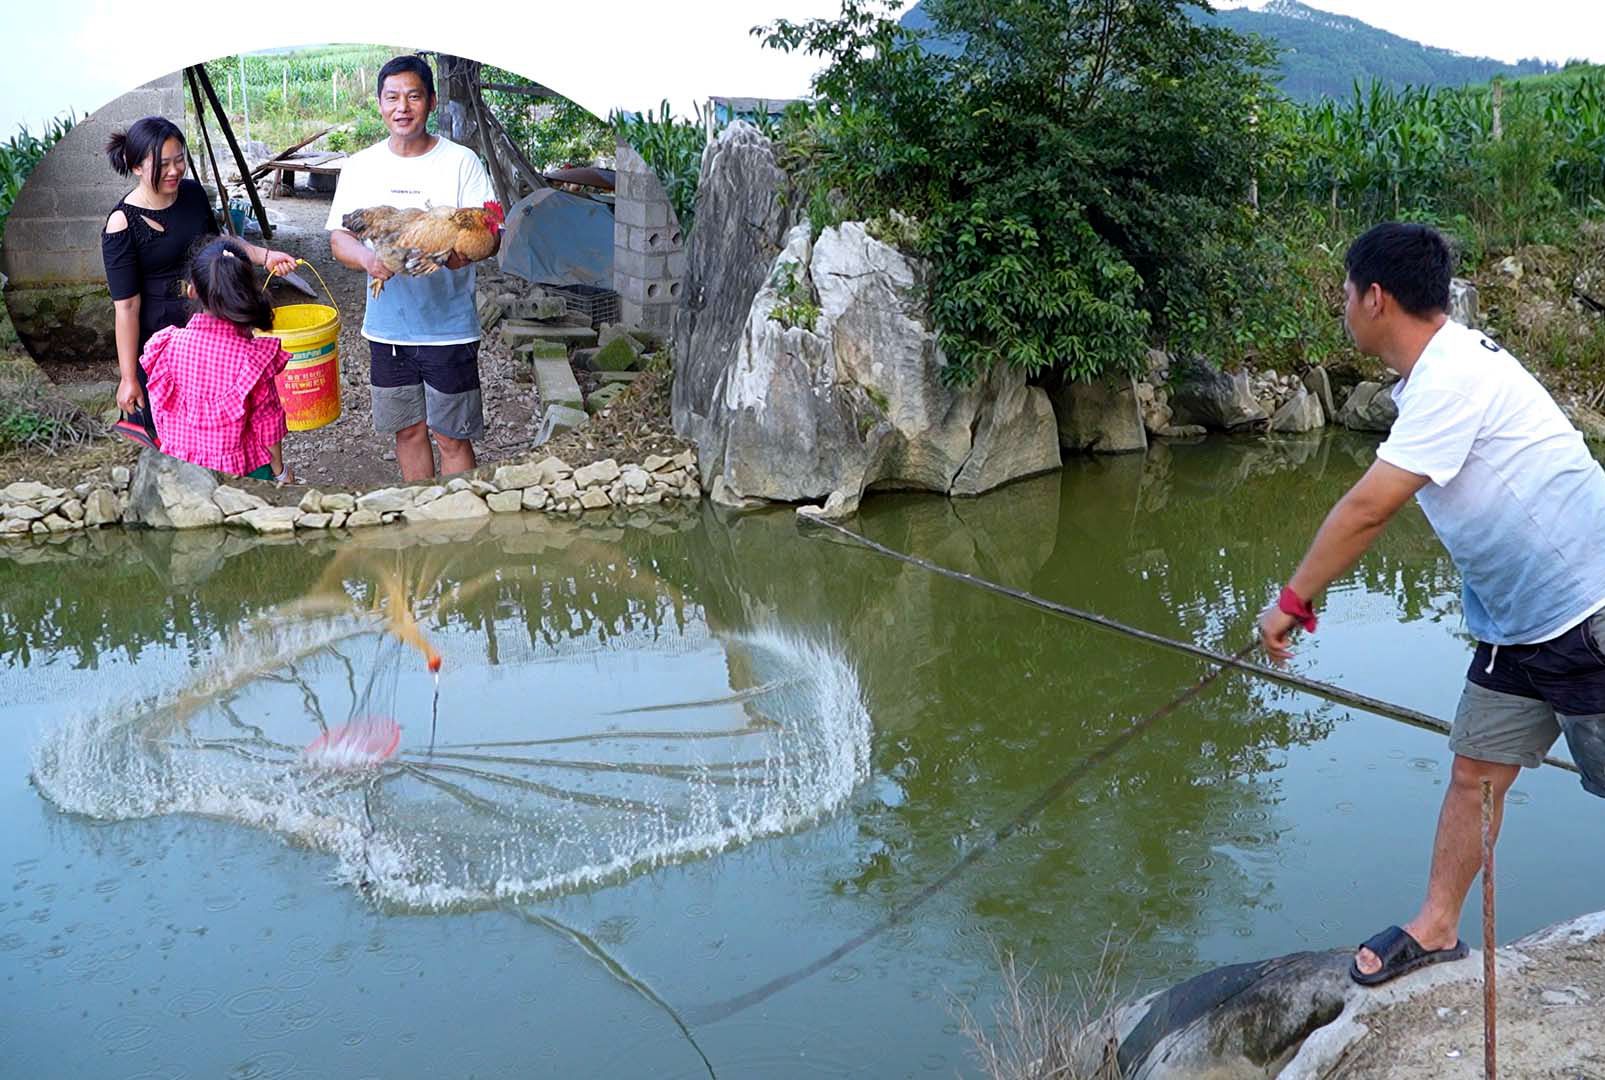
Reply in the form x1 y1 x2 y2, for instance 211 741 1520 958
759 0 1282 385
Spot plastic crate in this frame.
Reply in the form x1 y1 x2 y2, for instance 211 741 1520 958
544 283 621 329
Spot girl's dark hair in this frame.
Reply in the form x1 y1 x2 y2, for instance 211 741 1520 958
376 54 435 100
189 238 274 334
105 116 186 187
1344 222 1452 317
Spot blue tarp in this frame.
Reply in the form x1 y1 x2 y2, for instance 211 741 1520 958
497 187 614 287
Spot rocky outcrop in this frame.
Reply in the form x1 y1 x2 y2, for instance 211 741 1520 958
1302 367 1336 420
1270 388 1325 434
1167 356 1270 432
1449 277 1479 327
1336 381 1399 433
1082 908 1605 1078
1052 375 1148 454
695 221 1060 516
124 447 222 529
671 122 800 460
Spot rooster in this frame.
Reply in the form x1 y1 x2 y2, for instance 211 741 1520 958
340 201 505 298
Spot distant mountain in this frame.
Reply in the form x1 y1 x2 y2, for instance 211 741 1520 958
899 0 1557 102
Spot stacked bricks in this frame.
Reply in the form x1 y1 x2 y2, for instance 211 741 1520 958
611 136 686 334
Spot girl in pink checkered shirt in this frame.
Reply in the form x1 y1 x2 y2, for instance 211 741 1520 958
139 238 293 482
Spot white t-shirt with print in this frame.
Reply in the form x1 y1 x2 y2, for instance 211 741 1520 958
1377 319 1605 645
325 135 496 345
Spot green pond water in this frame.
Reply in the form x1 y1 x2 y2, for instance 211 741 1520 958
3 431 1602 1078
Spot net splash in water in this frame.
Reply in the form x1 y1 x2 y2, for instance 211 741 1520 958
31 618 873 912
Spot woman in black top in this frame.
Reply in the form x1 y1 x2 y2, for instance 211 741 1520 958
102 116 295 444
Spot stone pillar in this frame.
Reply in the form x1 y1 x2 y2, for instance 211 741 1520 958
1 72 186 364
611 136 685 335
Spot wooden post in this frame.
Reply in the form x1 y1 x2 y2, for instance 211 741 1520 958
226 73 233 114
1481 778 1497 1080
186 68 235 236
333 70 339 110
238 55 251 145
193 65 274 241
283 65 288 103
1492 81 1504 142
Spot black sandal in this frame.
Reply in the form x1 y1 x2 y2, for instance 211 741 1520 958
1350 925 1468 986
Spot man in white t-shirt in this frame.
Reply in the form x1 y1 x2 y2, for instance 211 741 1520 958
327 54 498 481
1258 222 1605 987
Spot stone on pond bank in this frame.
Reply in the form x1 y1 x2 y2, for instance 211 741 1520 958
1167 356 1269 431
1051 375 1148 454
124 448 222 529
1336 381 1398 433
401 490 491 524
1270 388 1325 434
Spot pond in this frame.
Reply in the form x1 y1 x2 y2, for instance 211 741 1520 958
3 431 1601 1078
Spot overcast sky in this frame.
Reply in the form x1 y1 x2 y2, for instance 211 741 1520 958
2 1 1603 136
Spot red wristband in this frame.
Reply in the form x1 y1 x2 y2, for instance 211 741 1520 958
1278 585 1317 633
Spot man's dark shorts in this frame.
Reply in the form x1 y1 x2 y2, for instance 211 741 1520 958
1451 610 1605 797
368 340 484 440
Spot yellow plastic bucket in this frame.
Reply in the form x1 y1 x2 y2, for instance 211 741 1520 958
257 261 341 431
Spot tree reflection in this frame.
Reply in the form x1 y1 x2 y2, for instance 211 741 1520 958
2 432 1476 988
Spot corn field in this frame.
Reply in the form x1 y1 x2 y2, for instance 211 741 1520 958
1 114 75 246
198 46 422 151
1264 67 1605 248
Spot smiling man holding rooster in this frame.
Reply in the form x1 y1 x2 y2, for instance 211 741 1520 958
327 54 501 481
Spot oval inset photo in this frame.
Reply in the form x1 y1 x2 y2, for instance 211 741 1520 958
1 46 686 494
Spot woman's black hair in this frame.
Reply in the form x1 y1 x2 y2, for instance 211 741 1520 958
376 54 435 100
105 116 187 188
189 238 274 334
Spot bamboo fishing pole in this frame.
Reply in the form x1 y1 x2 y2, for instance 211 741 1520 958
798 514 1581 775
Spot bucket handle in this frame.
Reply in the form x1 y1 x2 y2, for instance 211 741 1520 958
264 257 336 306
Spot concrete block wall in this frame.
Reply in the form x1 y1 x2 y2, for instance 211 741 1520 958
1 73 185 365
611 137 685 333
1 73 187 287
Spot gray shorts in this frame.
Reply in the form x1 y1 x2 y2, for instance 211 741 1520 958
1450 610 1605 797
368 340 484 441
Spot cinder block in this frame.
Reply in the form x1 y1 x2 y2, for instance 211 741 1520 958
626 226 675 255
631 171 670 203
2 217 73 253
531 356 584 410
613 273 649 306
619 199 672 230
639 303 675 333
667 250 688 278
614 198 648 229
0 249 98 286
52 185 128 220
615 140 662 180
614 249 666 280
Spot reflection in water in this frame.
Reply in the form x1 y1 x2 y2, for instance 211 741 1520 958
7 434 1603 1076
